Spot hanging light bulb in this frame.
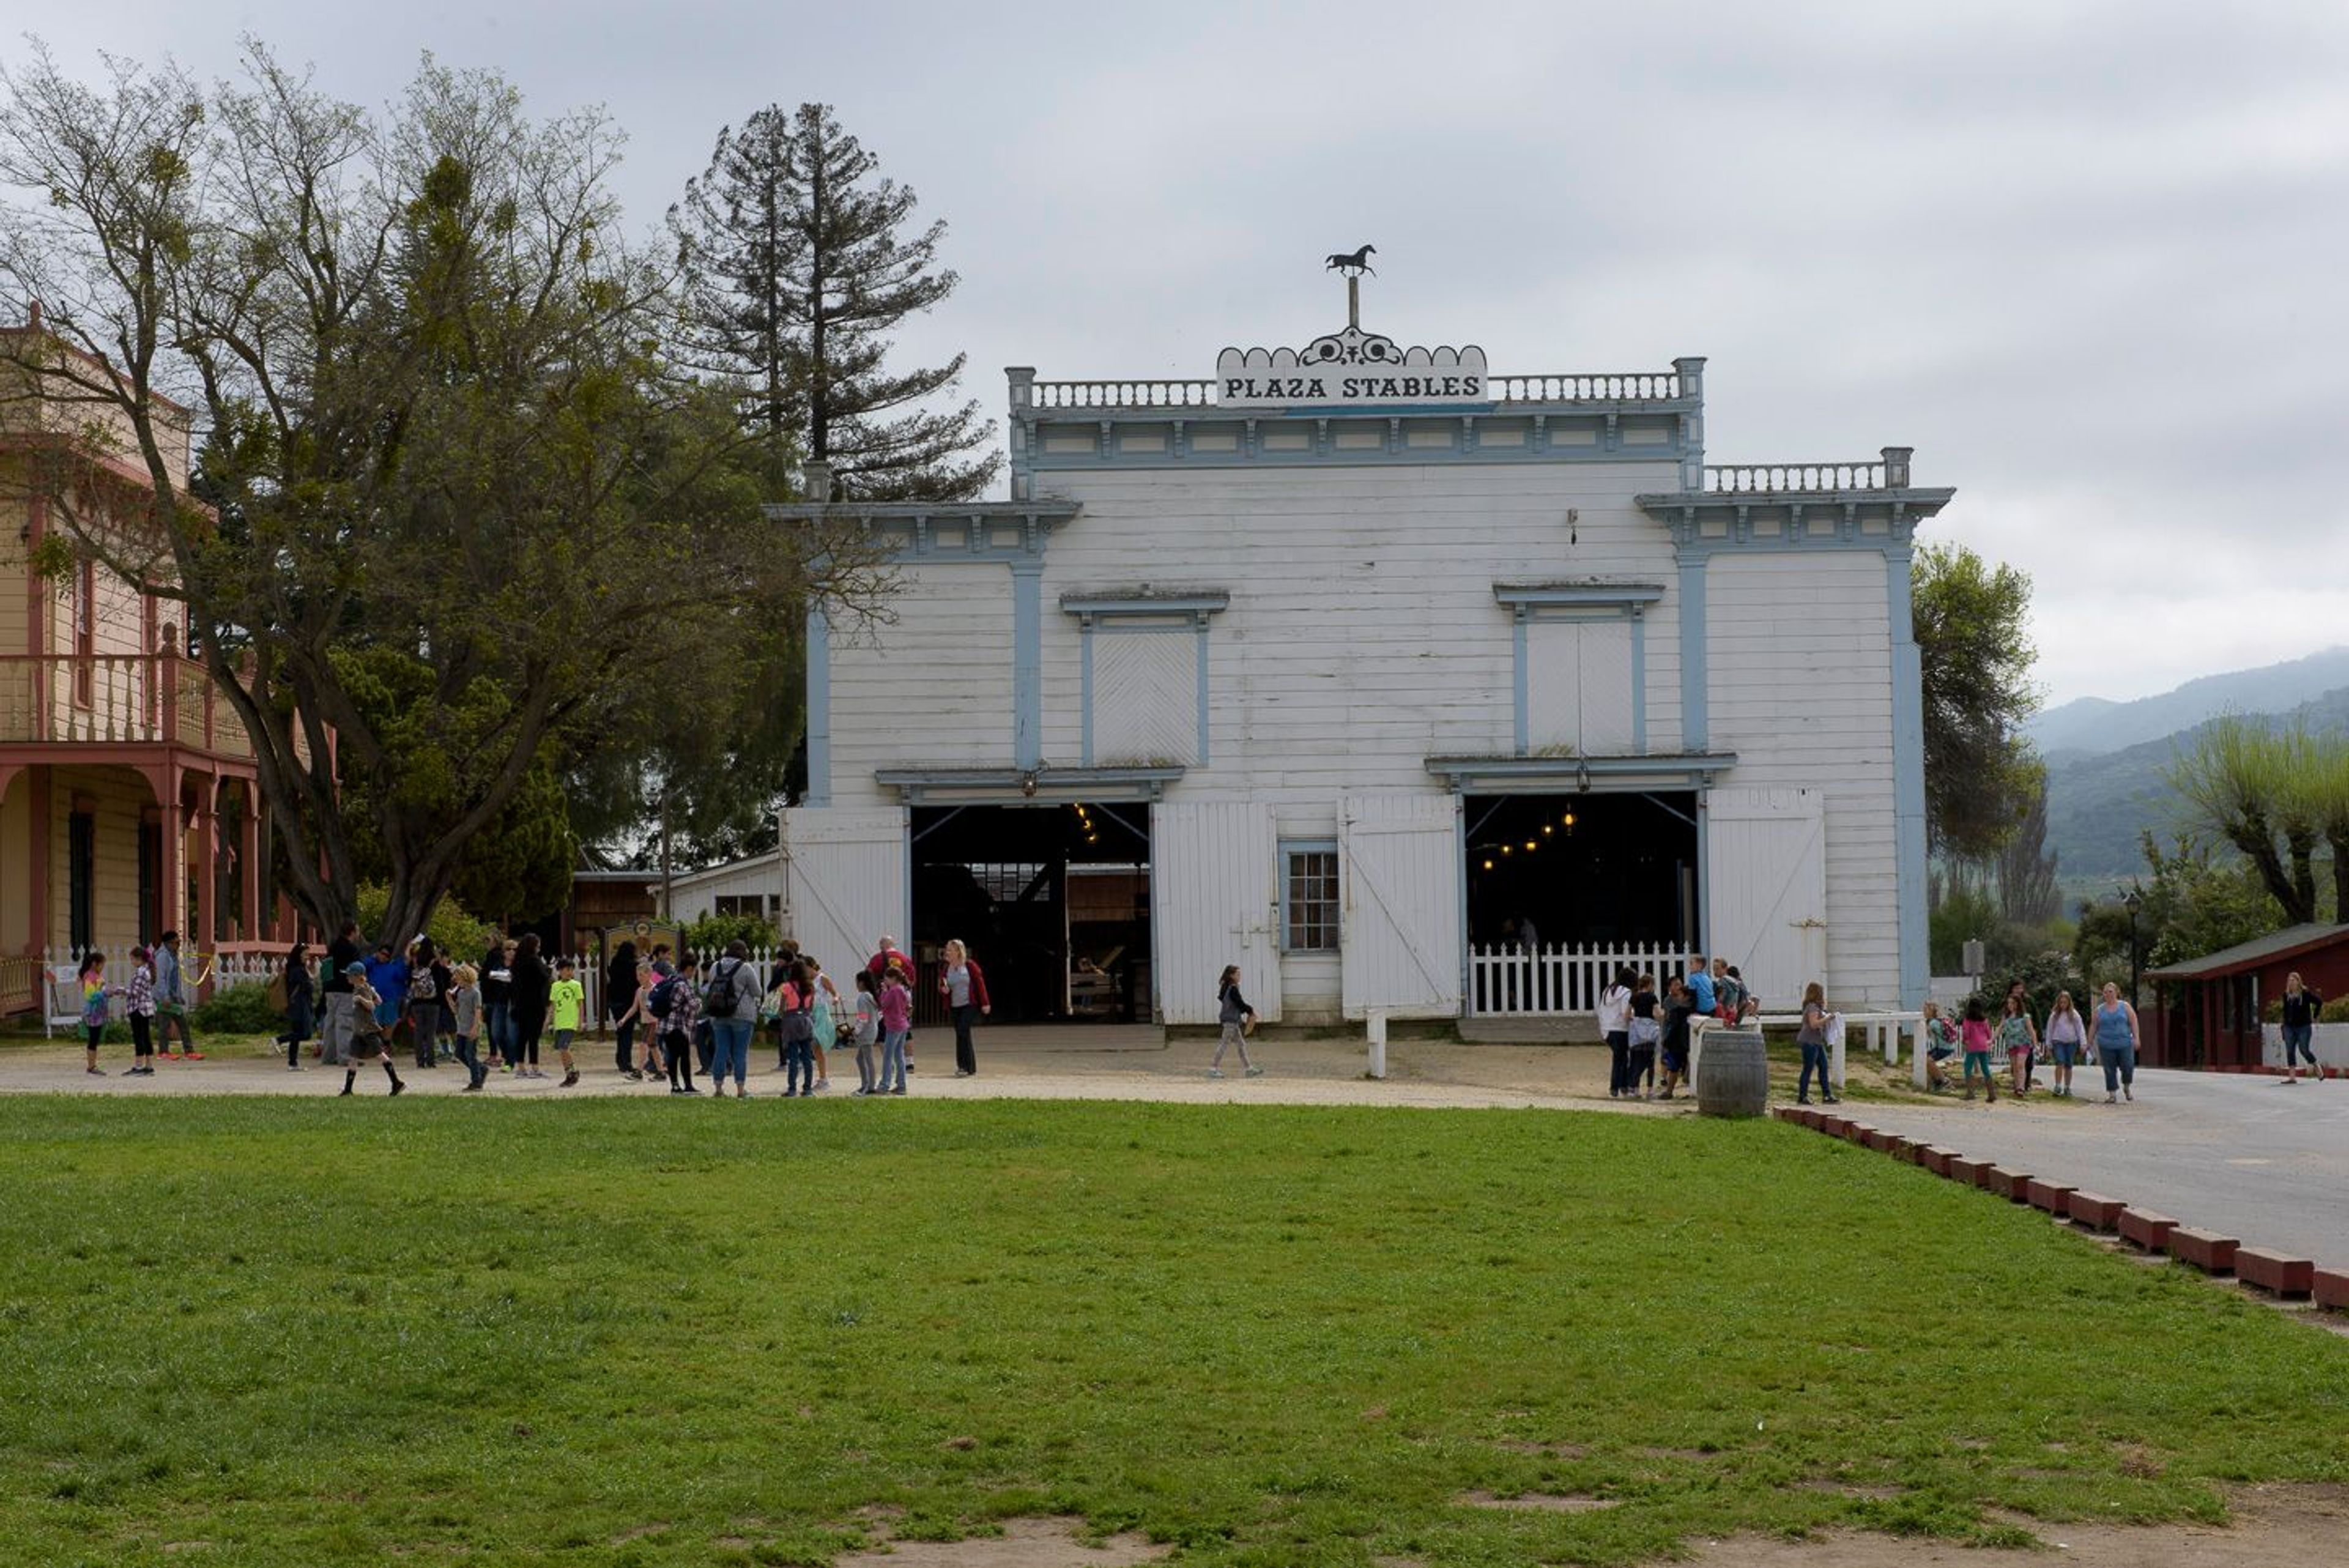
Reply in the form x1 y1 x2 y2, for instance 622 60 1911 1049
1564 809 1576 828
1501 845 1512 856
1543 824 1554 836
1524 840 1537 852
1482 858 1494 871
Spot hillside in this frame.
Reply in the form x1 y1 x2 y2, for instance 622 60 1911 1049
2044 685 2349 887
2029 645 2349 757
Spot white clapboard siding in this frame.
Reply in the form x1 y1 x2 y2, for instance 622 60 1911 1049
1151 800 1280 1024
1094 630 1197 764
1704 787 1827 1012
1705 552 1896 1003
779 808 908 980
1526 619 1581 751
1338 793 1463 1019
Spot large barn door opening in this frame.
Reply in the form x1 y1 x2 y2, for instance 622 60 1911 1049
779 807 908 979
1340 793 1463 1020
1150 801 1280 1025
1703 787 1827 1011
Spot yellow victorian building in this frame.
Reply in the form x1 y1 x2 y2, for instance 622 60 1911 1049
0 310 301 1011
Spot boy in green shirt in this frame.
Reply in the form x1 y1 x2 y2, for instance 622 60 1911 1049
550 959 585 1089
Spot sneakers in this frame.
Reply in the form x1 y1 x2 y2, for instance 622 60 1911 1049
560 1070 579 1088
1207 1068 1226 1079
1244 1066 1264 1077
889 1085 907 1096
287 1063 305 1072
462 1082 483 1093
390 1078 406 1096
182 1051 205 1061
86 1066 108 1076
625 1069 644 1083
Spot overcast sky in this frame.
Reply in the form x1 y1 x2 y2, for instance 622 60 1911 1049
18 1 2349 707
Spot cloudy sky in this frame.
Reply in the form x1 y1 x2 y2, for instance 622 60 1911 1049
17 1 2349 707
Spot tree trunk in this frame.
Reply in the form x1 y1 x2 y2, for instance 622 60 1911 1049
2332 833 2349 926
2287 828 2319 925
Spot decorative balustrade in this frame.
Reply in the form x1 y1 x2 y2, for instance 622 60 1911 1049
1030 379 1219 409
0 653 256 759
1486 371 1683 403
1702 449 1914 494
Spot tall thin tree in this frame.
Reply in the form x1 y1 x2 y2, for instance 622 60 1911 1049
670 102 1000 500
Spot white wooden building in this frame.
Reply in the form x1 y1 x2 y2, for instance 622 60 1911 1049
770 278 1951 1026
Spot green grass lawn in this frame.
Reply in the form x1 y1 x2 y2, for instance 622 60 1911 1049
2 1099 2345 1567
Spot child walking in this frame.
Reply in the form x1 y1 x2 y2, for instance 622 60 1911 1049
124 945 158 1076
1960 998 1999 1102
1795 981 1840 1105
338 963 406 1096
661 958 702 1094
1210 964 1261 1078
549 958 584 1088
449 964 486 1091
848 969 881 1094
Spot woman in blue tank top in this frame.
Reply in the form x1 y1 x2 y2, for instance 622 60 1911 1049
2093 982 2140 1103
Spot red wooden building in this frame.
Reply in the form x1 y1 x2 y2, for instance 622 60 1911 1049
2143 923 2349 1069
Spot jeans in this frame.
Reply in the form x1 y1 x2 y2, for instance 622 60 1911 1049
880 1028 908 1092
1798 1040 1835 1101
708 1017 752 1087
411 1011 440 1069
486 1001 513 1066
1212 1021 1252 1069
1628 1044 1654 1091
2100 1044 2137 1092
951 1003 980 1074
784 1038 814 1094
453 1033 484 1088
1605 1031 1630 1094
1964 1049 1994 1083
2282 1025 2317 1068
156 1006 195 1053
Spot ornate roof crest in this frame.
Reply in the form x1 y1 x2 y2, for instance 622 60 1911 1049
1215 248 1488 409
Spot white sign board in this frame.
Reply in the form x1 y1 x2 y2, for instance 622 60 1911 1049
1215 327 1489 409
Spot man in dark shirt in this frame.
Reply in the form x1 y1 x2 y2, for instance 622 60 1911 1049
320 921 362 1065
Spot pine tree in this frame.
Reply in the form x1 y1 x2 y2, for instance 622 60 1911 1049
671 102 999 500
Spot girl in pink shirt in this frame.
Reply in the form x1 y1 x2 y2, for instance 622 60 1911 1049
1960 998 1998 1102
877 969 913 1095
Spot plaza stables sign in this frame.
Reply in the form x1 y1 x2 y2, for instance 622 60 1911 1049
1214 247 1489 410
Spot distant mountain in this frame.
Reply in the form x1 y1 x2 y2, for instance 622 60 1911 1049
2028 647 2349 757
2044 685 2349 887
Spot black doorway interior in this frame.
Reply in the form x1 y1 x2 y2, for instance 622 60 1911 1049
1463 792 1696 949
910 802 1152 1024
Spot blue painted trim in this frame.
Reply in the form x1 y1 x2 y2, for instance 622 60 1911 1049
1022 441 1687 474
1888 549 1930 1009
1494 583 1666 608
877 765 1184 805
1455 802 1471 1011
1060 592 1229 617
1630 610 1648 753
1276 838 1340 956
1195 618 1212 765
1696 795 1711 957
1425 752 1735 793
804 607 833 808
1512 611 1529 756
1678 557 1708 751
1011 562 1044 770
1078 617 1095 768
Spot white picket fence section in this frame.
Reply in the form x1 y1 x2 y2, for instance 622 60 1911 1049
37 943 832 1036
1468 942 1687 1017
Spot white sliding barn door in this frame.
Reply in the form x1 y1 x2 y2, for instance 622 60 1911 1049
779 808 908 975
1151 800 1280 1024
1703 787 1827 1012
1339 793 1463 1020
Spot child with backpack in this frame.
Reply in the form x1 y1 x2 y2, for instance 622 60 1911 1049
807 960 838 1093
778 958 818 1097
848 969 881 1095
656 957 701 1094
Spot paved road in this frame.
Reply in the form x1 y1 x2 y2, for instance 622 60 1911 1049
1861 1069 2349 1268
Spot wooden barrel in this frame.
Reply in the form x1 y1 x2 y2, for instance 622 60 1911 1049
1696 1026 1769 1119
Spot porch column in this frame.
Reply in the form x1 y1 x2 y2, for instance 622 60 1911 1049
239 787 261 945
192 775 217 949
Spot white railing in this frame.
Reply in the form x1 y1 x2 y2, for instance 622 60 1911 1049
1723 1011 1924 1091
1701 450 1913 494
1469 942 1686 1017
1488 371 1682 403
1031 379 1217 409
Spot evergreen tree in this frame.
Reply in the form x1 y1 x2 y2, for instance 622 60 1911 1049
670 102 999 500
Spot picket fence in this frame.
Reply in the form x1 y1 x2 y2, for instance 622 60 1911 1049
30 943 880 1036
1468 942 1688 1017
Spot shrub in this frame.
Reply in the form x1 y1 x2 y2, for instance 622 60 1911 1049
683 912 779 957
355 885 500 961
193 981 284 1036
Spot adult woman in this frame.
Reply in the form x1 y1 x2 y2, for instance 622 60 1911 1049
407 938 450 1071
1795 981 1839 1105
1625 972 1661 1099
1997 984 2039 1098
277 942 316 1071
508 934 554 1081
702 939 761 1098
606 940 642 1079
937 938 990 1077
2279 972 2324 1084
2043 990 2086 1098
2093 981 2140 1104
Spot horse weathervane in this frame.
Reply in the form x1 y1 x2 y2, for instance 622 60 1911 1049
1325 243 1376 328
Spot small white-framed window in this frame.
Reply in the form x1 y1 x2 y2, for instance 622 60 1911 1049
1282 841 1340 953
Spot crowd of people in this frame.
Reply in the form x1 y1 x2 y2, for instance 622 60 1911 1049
256 929 989 1099
1913 979 2146 1104
1595 954 1759 1102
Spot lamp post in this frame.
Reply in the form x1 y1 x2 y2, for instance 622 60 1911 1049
2122 889 2143 1006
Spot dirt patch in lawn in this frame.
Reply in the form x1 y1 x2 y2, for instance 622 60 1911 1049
1690 1481 2349 1567
832 1515 1170 1567
1457 1490 1617 1513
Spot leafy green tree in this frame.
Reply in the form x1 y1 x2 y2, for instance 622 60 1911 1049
2132 831 2284 972
2164 716 2327 924
0 43 886 946
670 101 1000 500
1913 542 2041 860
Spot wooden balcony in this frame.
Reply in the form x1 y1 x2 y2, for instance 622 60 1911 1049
0 652 259 761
